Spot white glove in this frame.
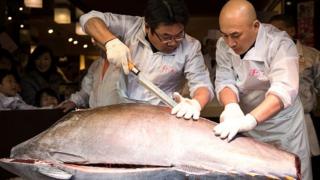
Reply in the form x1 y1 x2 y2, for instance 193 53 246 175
219 103 244 122
105 38 131 74
171 92 201 120
213 113 257 142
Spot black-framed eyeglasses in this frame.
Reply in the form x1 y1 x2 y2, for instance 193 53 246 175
154 30 185 44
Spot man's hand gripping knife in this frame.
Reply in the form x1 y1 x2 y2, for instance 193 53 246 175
105 38 131 74
213 103 257 142
171 92 202 120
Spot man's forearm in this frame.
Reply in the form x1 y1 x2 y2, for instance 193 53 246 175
250 93 284 124
192 87 211 109
84 17 116 45
219 87 238 106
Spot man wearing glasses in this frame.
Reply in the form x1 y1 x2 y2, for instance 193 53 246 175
79 0 213 119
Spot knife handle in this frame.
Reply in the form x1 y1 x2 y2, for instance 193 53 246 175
96 41 140 75
128 61 140 75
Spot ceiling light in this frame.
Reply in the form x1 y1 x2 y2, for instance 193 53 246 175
19 7 24 11
68 37 73 42
83 44 88 48
20 24 24 28
48 29 54 34
8 16 12 21
286 1 292 6
73 40 78 45
24 0 43 8
54 8 71 24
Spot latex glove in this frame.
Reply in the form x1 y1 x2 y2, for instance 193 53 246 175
219 103 244 122
105 38 130 74
213 114 257 142
171 92 201 120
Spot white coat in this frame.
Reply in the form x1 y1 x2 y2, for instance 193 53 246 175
80 11 214 106
70 57 130 108
215 23 312 180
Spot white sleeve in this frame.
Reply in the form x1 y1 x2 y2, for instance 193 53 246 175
266 38 299 108
184 38 214 100
79 10 140 40
214 39 240 103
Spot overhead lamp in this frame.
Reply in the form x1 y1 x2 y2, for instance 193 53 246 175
75 23 86 35
54 8 71 24
24 0 43 8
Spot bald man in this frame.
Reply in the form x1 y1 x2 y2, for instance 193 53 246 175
213 0 312 179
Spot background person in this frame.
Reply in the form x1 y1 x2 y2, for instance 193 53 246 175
0 69 36 110
35 87 60 108
57 51 126 112
20 45 66 105
269 14 320 157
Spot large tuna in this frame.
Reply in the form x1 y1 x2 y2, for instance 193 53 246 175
0 103 300 179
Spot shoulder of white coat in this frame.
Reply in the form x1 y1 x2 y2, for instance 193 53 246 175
261 23 297 58
184 34 201 46
181 34 202 51
263 23 292 45
216 37 228 51
80 10 141 24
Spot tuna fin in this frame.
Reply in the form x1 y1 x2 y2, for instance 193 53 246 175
38 165 72 179
50 151 88 164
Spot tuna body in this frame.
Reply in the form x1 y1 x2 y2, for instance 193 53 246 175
1 104 300 179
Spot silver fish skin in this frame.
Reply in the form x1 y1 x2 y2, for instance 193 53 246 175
8 103 300 179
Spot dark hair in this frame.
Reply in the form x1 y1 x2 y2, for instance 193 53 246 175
0 48 15 65
269 14 296 28
0 69 16 83
0 48 20 80
144 0 189 31
35 87 60 107
27 45 57 73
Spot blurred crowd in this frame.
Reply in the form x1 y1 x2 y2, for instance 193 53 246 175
0 38 81 110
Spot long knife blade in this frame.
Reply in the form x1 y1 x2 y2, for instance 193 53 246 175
96 42 177 107
136 73 177 107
